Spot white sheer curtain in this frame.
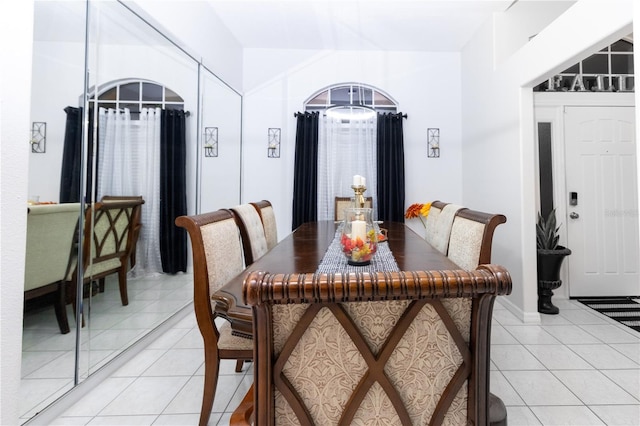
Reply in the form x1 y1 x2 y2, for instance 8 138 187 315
97 107 163 276
318 113 377 221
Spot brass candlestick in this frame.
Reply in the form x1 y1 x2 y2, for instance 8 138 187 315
351 185 367 209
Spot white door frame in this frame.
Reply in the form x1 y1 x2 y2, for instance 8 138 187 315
534 92 635 299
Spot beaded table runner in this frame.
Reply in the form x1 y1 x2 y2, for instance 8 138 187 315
316 227 400 274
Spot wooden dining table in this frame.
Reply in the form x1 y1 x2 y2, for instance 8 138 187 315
212 220 460 338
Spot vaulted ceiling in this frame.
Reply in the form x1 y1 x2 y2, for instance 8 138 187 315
206 0 518 51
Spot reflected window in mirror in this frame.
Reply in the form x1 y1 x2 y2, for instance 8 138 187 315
90 79 184 120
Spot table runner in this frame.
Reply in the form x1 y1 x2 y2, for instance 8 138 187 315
316 227 400 274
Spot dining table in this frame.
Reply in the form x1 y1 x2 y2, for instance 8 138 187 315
213 220 460 338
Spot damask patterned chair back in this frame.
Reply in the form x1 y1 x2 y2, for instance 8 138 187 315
447 208 507 270
175 210 253 426
334 196 373 221
240 266 512 426
426 202 465 255
250 200 278 250
231 203 269 265
424 200 446 245
66 198 144 307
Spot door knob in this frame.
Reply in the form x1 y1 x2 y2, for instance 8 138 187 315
570 212 579 219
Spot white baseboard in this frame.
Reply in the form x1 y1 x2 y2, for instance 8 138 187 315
498 297 541 324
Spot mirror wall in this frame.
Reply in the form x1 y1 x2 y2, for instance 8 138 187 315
21 1 242 422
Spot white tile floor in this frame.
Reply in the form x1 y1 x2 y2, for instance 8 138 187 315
20 273 193 422
36 297 640 425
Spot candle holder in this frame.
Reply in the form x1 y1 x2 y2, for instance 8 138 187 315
351 184 367 209
340 207 378 266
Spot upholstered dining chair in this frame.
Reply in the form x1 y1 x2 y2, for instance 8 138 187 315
24 203 81 334
231 203 269 265
424 199 447 241
334 196 373 221
426 202 465 254
175 210 253 426
231 265 512 426
447 208 507 271
250 200 278 250
446 208 508 426
65 198 144 312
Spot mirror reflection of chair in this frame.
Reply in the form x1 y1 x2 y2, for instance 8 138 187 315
230 203 269 265
24 203 81 334
232 266 512 425
99 195 143 270
65 198 144 311
175 210 253 426
334 196 373 221
250 200 278 250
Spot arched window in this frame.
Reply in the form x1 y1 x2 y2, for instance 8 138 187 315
305 83 397 114
89 79 184 119
304 83 398 220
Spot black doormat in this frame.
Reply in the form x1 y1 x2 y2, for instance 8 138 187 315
576 297 640 333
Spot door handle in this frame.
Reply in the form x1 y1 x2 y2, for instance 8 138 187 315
570 212 579 219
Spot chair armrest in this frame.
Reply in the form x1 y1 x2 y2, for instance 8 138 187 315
230 384 254 426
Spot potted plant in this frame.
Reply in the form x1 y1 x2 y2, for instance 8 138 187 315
536 209 571 314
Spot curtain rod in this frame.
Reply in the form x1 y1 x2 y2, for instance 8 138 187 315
294 111 407 118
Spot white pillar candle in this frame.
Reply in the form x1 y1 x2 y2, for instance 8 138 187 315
361 176 366 187
351 219 367 242
353 175 361 186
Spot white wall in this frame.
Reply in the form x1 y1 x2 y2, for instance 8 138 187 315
242 49 464 238
1 1 34 424
461 0 635 320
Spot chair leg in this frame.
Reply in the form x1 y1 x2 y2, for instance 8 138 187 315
200 348 220 426
54 282 70 334
118 267 129 306
235 360 244 373
98 278 105 293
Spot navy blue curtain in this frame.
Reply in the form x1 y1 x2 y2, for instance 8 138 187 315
60 106 96 203
160 109 188 274
376 112 406 223
292 111 319 230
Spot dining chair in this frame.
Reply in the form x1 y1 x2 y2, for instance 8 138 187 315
99 195 144 270
65 198 144 311
446 208 508 425
447 208 507 270
426 202 465 254
24 203 81 334
175 210 253 426
250 200 278 250
334 196 373 221
231 203 269 265
424 199 447 240
232 265 512 425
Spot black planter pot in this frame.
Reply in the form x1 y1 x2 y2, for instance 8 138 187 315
537 246 571 314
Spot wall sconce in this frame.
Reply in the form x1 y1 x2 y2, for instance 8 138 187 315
427 128 440 158
31 122 46 153
204 127 218 157
268 128 281 158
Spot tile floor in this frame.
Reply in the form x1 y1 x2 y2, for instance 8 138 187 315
34 297 640 425
20 273 193 423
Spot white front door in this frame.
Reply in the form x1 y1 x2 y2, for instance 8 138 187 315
564 106 639 297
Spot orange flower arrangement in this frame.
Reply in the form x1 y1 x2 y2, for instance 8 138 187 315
405 202 432 227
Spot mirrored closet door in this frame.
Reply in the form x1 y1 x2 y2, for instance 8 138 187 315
22 1 243 422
